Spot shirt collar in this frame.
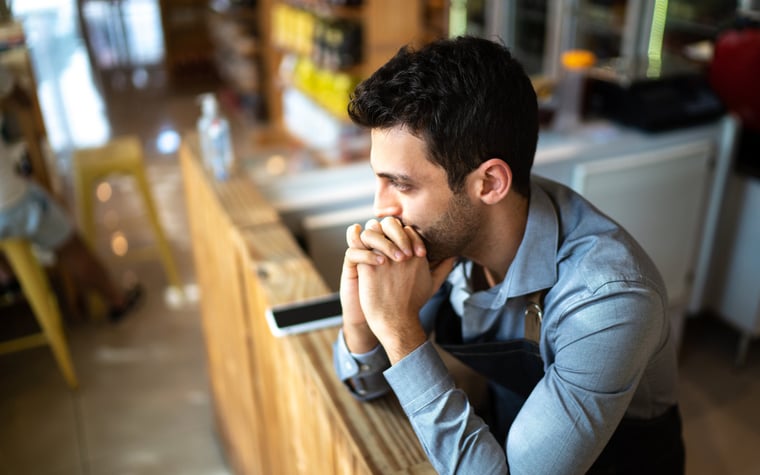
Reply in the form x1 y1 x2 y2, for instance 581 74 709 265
491 179 559 307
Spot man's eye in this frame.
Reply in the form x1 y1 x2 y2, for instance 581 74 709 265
392 181 412 192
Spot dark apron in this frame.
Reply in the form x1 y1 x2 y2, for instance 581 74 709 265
434 293 685 474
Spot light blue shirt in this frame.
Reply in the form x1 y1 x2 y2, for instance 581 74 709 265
334 177 679 474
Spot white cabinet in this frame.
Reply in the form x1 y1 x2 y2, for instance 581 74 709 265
704 173 760 364
568 141 713 348
571 142 712 301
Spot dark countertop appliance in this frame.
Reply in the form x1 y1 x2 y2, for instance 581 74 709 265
585 56 725 132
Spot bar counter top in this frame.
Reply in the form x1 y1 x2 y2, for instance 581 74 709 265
179 134 435 475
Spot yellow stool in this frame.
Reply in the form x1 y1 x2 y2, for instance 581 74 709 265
72 136 182 294
0 238 78 389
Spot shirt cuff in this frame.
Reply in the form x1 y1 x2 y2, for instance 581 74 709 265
333 329 391 400
383 340 455 414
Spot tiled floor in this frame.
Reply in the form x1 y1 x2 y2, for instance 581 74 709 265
1 2 760 475
678 315 760 475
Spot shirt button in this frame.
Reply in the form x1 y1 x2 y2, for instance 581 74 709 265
359 364 370 372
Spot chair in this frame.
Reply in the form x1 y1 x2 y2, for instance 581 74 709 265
0 238 78 388
72 135 182 293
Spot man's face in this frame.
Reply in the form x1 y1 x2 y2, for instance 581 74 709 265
370 127 481 262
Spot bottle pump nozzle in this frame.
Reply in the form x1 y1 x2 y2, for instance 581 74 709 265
198 93 218 117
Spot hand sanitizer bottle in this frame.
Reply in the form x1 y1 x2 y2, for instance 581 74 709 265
197 93 234 180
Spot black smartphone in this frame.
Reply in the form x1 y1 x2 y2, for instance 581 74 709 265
265 292 342 337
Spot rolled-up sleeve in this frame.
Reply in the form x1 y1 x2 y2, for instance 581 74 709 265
333 329 391 400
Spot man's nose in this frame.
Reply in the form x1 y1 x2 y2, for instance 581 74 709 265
373 186 400 219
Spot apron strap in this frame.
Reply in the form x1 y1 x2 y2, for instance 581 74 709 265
524 290 545 344
433 287 548 400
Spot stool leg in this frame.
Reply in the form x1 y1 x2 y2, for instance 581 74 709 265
74 165 97 249
133 167 183 293
3 240 79 389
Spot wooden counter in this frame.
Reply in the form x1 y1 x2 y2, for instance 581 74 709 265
179 135 434 475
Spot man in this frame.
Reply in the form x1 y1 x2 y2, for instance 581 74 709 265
0 63 141 321
333 37 684 474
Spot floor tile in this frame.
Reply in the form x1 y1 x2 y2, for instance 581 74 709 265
678 314 760 475
0 349 84 475
86 427 229 475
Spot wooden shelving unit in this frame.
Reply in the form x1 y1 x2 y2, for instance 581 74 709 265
262 0 425 132
207 2 265 118
423 0 449 43
159 0 218 84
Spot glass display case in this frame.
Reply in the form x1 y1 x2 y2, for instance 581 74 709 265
458 0 551 76
459 0 647 77
571 0 644 59
459 0 740 78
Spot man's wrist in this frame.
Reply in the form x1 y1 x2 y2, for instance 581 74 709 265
343 321 379 354
381 324 427 365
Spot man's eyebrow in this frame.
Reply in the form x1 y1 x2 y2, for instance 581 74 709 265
376 171 414 183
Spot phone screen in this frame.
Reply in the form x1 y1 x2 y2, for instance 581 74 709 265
266 293 343 336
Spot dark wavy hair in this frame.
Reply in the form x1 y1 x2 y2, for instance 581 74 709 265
348 36 538 197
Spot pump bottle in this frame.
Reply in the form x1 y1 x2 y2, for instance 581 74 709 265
197 93 234 180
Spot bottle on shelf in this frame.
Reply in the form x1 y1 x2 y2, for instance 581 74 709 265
551 49 597 133
197 93 235 180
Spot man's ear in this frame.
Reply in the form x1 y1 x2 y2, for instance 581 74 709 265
472 158 512 205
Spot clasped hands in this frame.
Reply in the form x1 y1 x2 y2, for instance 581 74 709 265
340 217 456 363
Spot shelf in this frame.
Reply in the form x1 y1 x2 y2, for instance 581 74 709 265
160 0 217 81
206 1 265 117
266 0 424 133
576 17 624 38
517 9 546 24
281 86 368 162
210 3 258 21
280 0 364 20
215 53 259 92
274 45 362 75
665 18 720 38
209 12 259 58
